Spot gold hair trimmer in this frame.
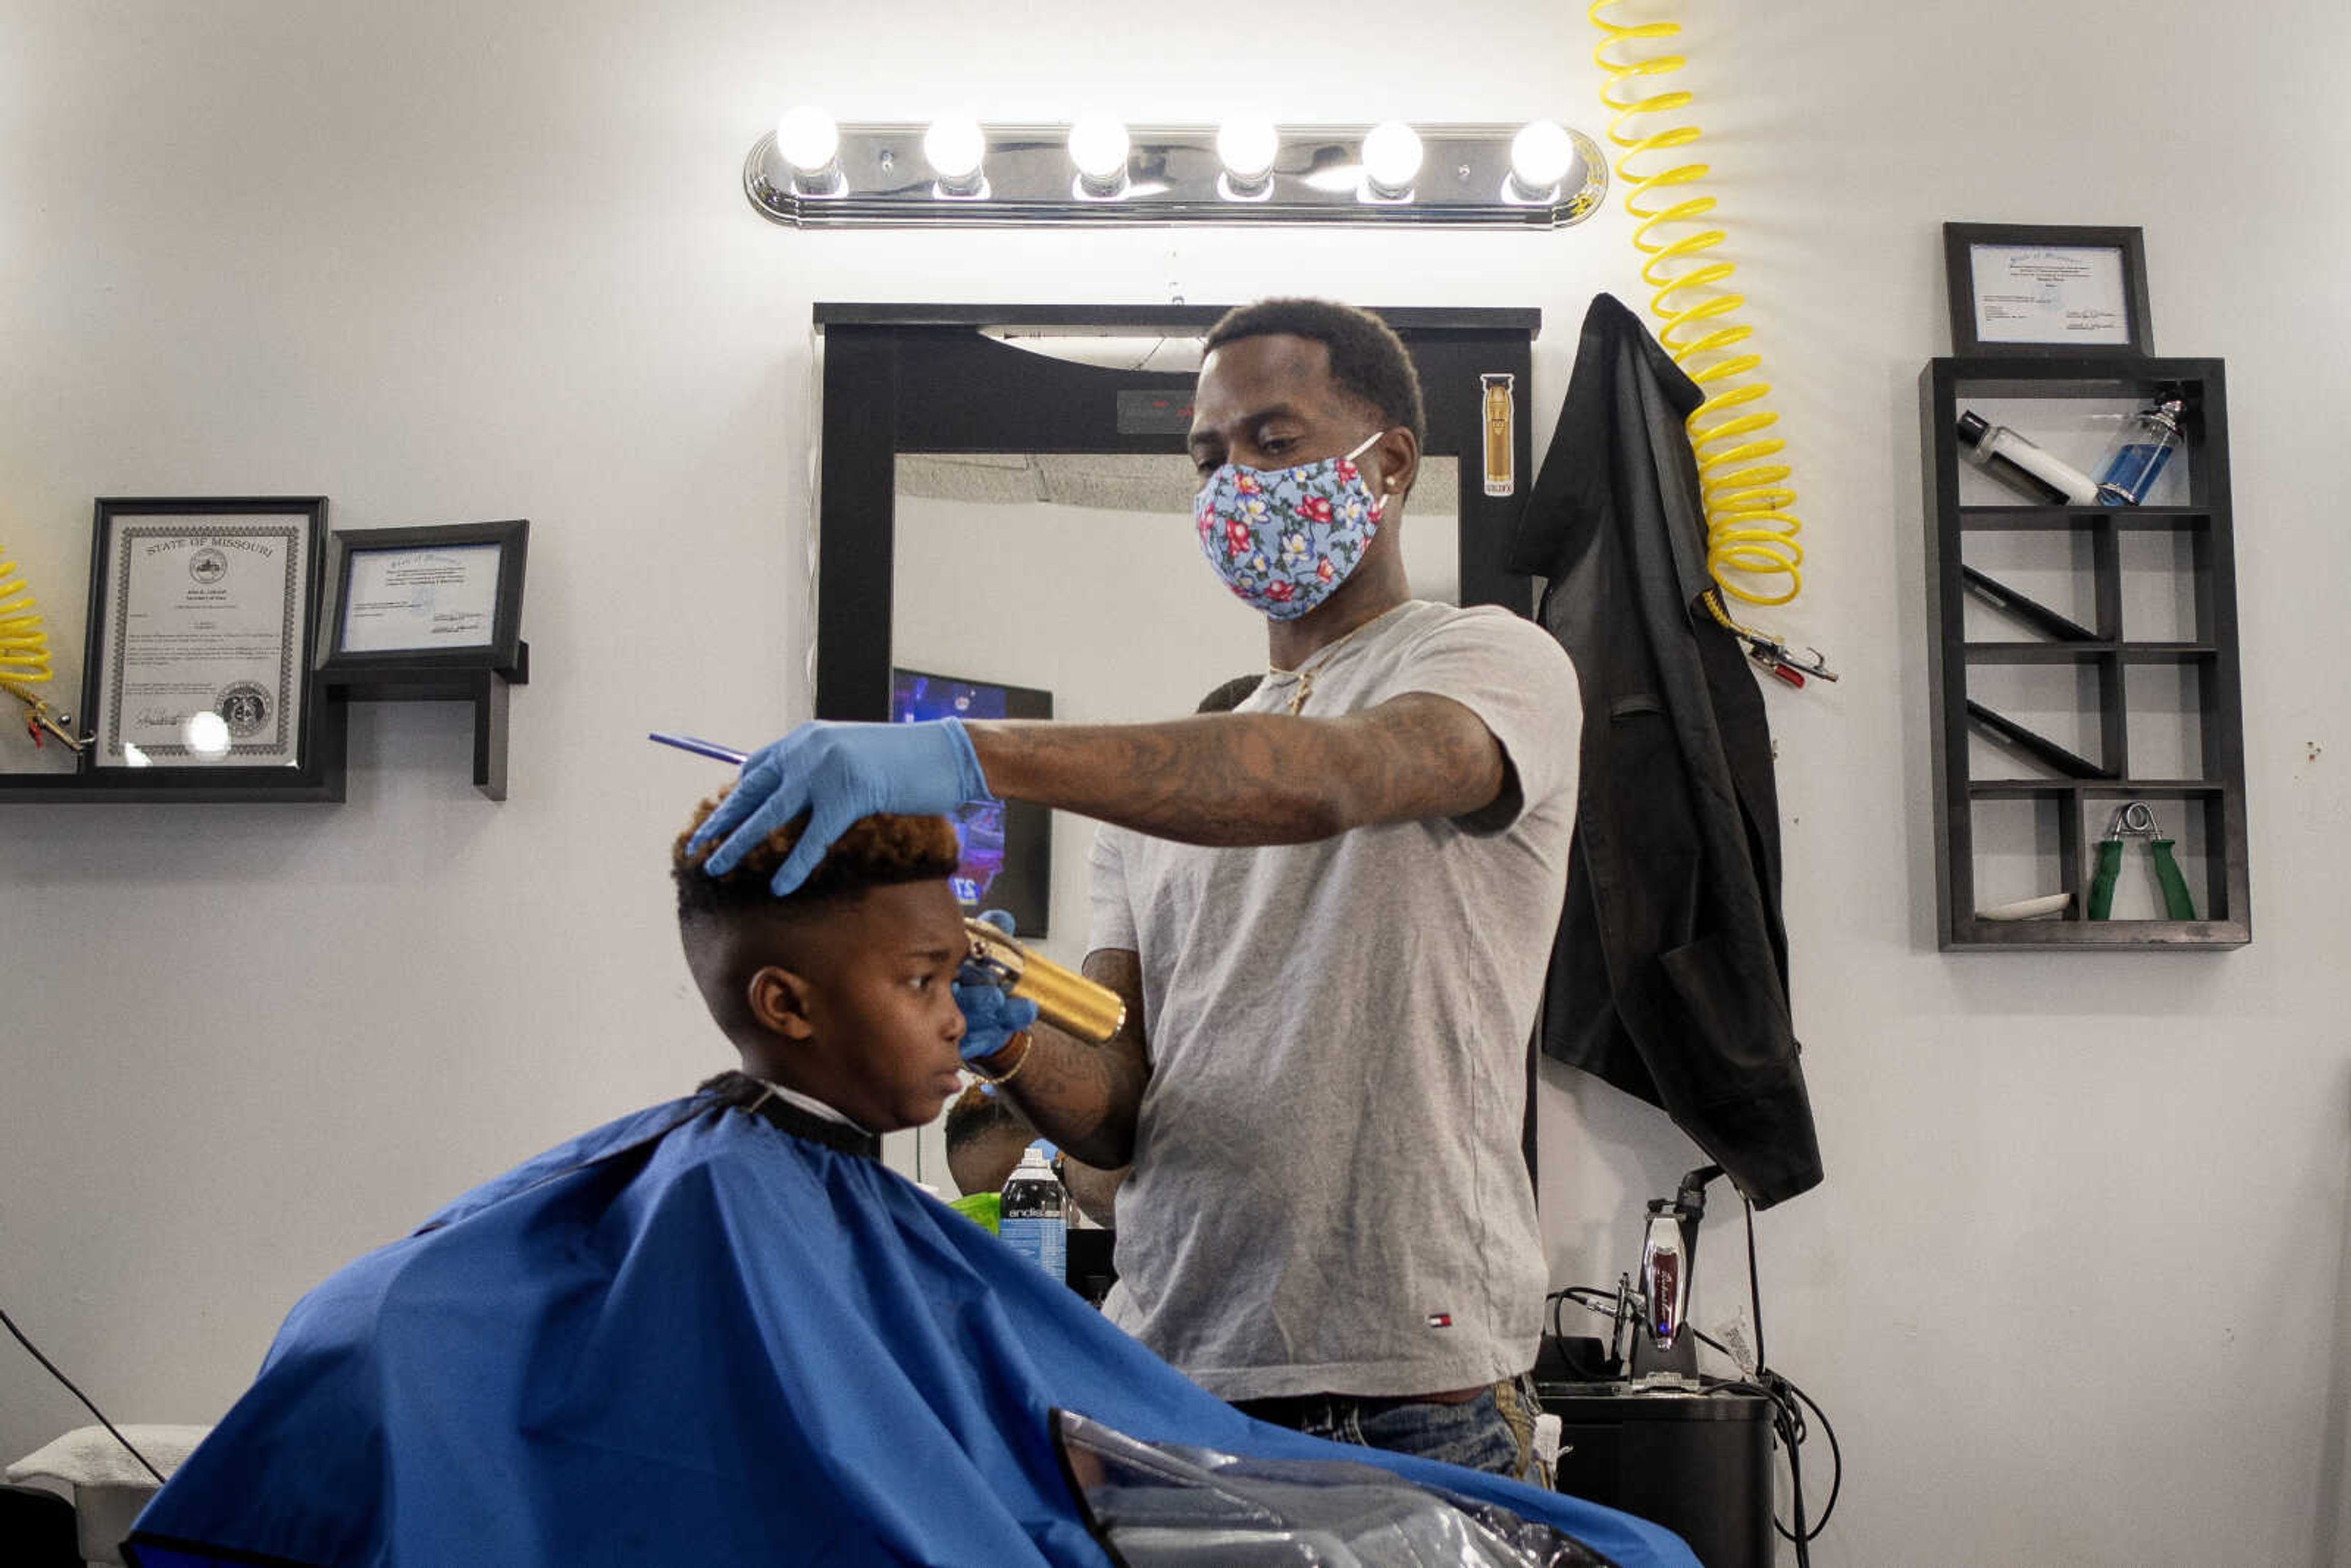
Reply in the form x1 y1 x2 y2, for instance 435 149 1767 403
962 917 1125 1044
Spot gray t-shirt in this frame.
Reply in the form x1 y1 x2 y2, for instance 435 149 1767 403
1088 599 1582 1401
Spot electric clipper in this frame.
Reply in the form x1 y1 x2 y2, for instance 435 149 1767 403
961 918 1126 1045
1629 1163 1722 1386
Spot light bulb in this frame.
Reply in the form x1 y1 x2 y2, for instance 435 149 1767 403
1509 119 1576 197
1067 116 1130 182
923 116 987 187
1360 121 1422 197
1215 118 1280 184
184 710 231 758
774 105 839 173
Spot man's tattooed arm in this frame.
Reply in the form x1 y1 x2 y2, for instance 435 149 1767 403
962 692 1507 844
996 948 1151 1169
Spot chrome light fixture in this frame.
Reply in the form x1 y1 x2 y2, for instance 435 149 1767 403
744 118 1605 228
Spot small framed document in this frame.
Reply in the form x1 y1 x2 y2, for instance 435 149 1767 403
318 519 527 675
81 497 328 783
1944 222 2153 356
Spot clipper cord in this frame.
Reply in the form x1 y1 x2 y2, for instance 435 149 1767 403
1591 1 1813 651
0 544 83 748
0 546 51 702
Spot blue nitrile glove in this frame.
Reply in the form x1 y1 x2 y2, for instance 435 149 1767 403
953 910 1038 1063
689 718 992 896
953 978 1039 1065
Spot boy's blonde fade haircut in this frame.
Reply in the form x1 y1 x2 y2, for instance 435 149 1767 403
673 795 962 915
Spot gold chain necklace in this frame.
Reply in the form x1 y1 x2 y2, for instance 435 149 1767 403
1267 607 1396 716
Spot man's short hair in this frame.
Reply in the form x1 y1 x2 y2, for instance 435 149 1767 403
672 797 961 917
1202 298 1427 446
942 1082 1027 1153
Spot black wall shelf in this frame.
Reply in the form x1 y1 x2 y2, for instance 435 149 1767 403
1921 355 2250 950
0 645 525 803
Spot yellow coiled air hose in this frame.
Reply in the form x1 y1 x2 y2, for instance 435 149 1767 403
1590 0 1832 683
1 544 85 749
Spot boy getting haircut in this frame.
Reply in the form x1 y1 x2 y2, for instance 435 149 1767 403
126 797 1693 1568
670 795 973 1138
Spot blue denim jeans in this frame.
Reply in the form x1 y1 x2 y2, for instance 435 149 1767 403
1231 1378 1543 1482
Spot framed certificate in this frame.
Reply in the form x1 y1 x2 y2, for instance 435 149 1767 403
318 519 527 676
1943 222 2153 356
80 497 332 790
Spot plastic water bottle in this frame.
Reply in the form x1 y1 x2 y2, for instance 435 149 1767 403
999 1140 1066 1283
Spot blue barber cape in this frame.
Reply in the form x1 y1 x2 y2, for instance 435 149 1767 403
128 1086 1697 1567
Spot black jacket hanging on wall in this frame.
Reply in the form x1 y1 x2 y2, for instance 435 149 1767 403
1509 293 1822 1207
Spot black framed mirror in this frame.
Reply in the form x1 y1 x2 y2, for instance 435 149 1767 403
813 302 1539 723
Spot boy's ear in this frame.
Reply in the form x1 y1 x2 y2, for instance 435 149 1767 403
745 966 818 1041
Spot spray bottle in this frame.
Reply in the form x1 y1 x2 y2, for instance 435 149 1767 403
2096 394 2188 506
999 1139 1066 1283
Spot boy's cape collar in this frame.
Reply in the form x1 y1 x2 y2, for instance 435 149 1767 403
703 1070 880 1160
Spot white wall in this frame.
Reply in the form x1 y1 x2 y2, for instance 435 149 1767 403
2 2 2347 1562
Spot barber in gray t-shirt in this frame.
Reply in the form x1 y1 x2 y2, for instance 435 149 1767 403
693 298 1582 1480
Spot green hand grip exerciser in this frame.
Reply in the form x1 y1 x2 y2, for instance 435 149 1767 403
2148 838 2196 920
2088 803 2197 921
2087 839 2123 921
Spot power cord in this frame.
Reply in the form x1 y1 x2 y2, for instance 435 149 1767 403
1740 1196 1842 1560
1 1302 168 1485
1546 1198 1840 1564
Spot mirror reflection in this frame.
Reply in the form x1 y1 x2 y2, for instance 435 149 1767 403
889 451 1461 1184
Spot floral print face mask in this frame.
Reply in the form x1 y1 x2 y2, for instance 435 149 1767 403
1193 430 1386 620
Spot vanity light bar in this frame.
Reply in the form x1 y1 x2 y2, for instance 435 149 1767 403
743 121 1607 229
